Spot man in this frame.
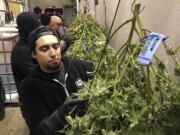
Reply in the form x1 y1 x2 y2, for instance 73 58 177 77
11 12 41 90
40 13 51 26
49 15 61 36
49 15 69 54
49 15 65 38
34 6 43 16
19 26 94 135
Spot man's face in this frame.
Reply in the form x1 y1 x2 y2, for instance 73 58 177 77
49 23 59 32
32 35 61 73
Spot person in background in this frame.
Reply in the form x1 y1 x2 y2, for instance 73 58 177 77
11 12 41 90
49 15 70 55
34 6 43 16
40 13 51 26
19 26 94 135
49 15 63 38
34 6 51 26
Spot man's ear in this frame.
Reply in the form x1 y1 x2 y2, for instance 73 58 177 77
31 51 36 59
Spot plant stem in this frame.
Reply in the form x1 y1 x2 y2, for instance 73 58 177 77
107 18 133 44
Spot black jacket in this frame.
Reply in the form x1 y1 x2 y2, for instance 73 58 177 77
19 57 94 135
11 12 40 90
11 39 37 90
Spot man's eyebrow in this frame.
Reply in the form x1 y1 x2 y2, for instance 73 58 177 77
38 44 49 48
39 43 59 46
52 43 60 45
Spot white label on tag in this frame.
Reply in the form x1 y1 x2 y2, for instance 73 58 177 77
136 32 167 65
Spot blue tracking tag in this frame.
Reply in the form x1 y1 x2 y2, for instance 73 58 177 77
136 32 168 65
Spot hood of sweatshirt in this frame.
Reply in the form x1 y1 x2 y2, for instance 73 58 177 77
16 12 41 43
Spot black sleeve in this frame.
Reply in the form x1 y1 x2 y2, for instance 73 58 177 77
60 35 71 54
15 48 35 77
19 80 64 135
71 58 94 81
11 46 36 89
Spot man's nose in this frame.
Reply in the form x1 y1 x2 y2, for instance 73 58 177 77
49 47 56 56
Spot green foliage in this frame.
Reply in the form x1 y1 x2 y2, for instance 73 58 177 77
63 3 180 135
67 13 115 76
163 42 180 76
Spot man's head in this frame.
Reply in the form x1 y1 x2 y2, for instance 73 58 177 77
49 15 62 32
34 6 43 15
40 14 51 26
29 26 61 73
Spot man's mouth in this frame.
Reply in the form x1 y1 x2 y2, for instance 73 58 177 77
48 59 59 63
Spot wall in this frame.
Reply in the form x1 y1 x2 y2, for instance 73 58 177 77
0 0 6 24
100 0 180 49
28 0 74 11
85 0 180 78
25 0 29 11
8 1 21 17
64 6 75 25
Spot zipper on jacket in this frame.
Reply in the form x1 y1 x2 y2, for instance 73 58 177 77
53 73 70 97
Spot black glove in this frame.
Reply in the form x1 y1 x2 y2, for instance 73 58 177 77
58 95 88 120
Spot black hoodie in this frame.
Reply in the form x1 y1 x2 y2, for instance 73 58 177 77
19 57 94 135
11 12 41 90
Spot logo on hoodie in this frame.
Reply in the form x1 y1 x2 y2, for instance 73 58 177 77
75 78 83 89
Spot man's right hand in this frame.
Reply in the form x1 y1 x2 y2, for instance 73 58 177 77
58 95 88 120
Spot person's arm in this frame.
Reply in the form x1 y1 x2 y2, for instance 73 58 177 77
19 81 64 135
60 35 71 55
19 80 84 135
71 58 94 81
15 49 36 77
11 46 36 89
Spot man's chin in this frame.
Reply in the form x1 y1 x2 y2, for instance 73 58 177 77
47 64 60 71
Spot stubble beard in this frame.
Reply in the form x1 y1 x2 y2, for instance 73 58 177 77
47 62 60 72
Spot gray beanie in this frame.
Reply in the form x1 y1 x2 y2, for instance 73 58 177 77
28 25 58 52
